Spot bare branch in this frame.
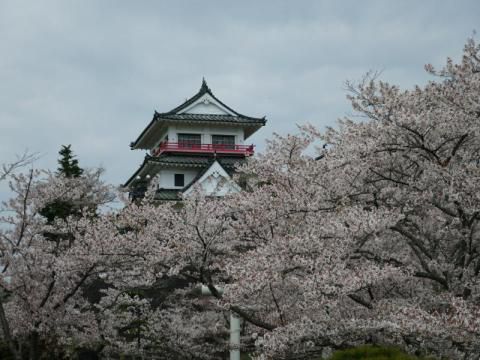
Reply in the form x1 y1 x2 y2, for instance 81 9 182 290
0 151 40 183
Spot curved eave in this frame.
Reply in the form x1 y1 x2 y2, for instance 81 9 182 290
244 123 265 140
130 114 166 150
123 156 167 188
123 157 151 188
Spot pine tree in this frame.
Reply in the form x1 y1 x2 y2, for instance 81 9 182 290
40 145 84 223
57 145 83 178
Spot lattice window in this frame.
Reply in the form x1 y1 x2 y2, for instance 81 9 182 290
178 134 201 148
212 135 235 149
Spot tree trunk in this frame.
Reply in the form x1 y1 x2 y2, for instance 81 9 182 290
29 331 39 360
0 300 20 360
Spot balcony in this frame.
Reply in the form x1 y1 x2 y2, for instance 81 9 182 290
152 142 255 157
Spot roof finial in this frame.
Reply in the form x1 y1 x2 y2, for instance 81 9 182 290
200 77 210 92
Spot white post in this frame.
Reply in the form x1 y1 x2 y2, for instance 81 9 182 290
199 285 241 359
230 311 241 360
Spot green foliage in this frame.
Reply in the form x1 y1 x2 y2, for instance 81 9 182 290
329 345 432 360
0 341 14 360
40 145 84 224
39 199 81 223
57 144 83 178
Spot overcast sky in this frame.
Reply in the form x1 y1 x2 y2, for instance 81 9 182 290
1 0 478 201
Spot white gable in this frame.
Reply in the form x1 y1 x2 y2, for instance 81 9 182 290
183 160 241 197
178 93 235 115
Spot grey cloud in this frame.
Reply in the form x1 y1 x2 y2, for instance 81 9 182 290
0 0 478 201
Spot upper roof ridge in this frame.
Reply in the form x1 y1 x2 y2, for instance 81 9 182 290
200 77 211 93
164 77 212 115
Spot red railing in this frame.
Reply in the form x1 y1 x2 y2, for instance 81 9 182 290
152 142 255 157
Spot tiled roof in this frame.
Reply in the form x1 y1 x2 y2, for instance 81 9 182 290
165 78 212 114
129 188 181 201
130 79 266 149
148 154 243 170
164 79 264 121
153 112 265 124
154 189 181 201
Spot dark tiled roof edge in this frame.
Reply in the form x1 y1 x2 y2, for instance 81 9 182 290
130 112 158 149
148 154 241 166
164 78 211 114
123 155 150 188
153 112 266 124
154 189 182 201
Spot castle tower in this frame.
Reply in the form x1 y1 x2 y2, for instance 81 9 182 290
124 80 266 200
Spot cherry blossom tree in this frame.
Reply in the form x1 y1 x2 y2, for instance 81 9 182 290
95 137 405 359
0 152 38 359
2 38 479 360
0 151 38 183
0 160 235 359
0 168 115 359
93 194 237 359
109 38 480 359
220 38 480 358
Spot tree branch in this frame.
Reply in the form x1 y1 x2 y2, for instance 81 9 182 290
231 305 276 331
348 293 373 309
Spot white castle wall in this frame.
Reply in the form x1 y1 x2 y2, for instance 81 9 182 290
157 168 199 189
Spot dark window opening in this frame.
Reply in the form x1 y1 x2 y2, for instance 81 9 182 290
178 134 201 148
212 135 235 150
174 174 185 187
